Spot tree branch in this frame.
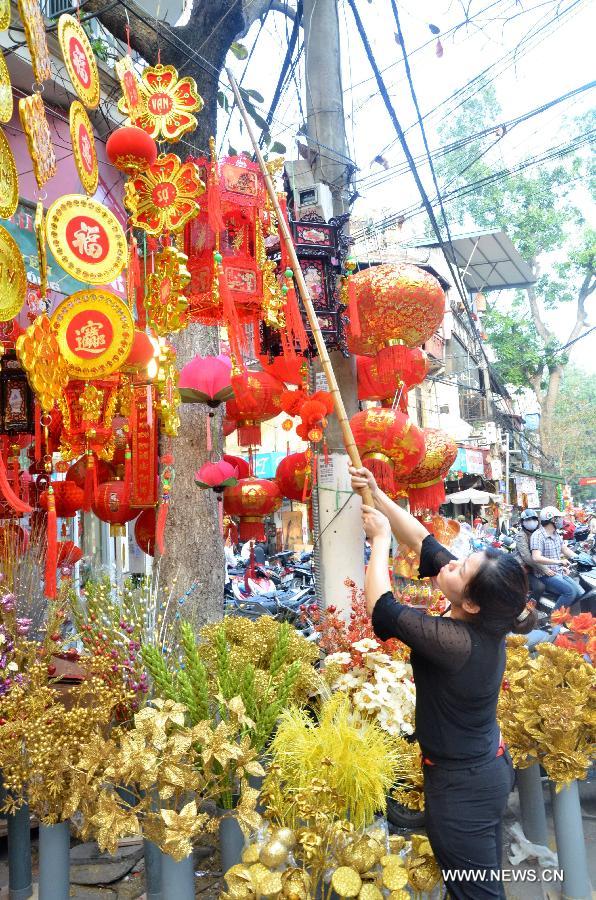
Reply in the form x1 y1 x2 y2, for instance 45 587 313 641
85 0 160 62
565 269 596 345
526 284 553 345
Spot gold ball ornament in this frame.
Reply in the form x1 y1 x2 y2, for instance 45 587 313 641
358 885 383 900
331 867 362 898
273 827 297 849
281 867 311 900
241 844 261 865
382 864 408 891
343 839 379 874
259 839 290 869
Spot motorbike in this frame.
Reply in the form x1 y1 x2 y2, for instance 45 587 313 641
532 552 596 617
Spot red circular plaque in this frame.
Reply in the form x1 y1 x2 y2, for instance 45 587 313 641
65 308 114 361
64 214 109 264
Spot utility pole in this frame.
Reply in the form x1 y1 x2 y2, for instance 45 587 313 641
302 0 364 616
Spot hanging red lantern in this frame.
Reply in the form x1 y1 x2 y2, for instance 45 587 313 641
258 355 304 386
401 428 458 514
223 454 250 479
223 476 282 542
123 330 155 372
39 481 85 518
350 408 425 494
106 125 158 175
195 460 239 492
276 452 312 502
92 480 139 536
226 371 285 447
347 264 445 366
135 507 156 556
65 453 114 489
56 540 83 570
179 354 233 406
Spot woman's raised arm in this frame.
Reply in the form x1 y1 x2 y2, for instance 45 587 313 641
350 466 428 555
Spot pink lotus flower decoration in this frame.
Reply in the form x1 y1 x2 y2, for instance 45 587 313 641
179 354 234 407
194 460 239 493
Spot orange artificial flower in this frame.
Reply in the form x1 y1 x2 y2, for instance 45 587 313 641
550 607 572 625
569 613 595 635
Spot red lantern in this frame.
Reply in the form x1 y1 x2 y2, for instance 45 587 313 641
223 476 282 542
106 125 158 175
39 481 85 518
276 452 312 502
179 354 233 406
123 330 155 372
350 408 425 494
135 507 156 556
66 454 114 488
92 480 138 536
56 540 83 569
347 264 445 359
226 371 285 447
195 460 239 492
402 428 458 514
223 454 250 479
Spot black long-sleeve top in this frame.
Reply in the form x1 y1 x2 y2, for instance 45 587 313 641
372 535 504 768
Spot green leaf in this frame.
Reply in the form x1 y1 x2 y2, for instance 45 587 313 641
230 41 248 60
262 132 272 146
217 91 229 112
243 99 268 132
270 141 287 155
245 88 264 103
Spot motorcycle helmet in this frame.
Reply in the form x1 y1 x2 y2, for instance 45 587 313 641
540 506 564 527
520 508 539 532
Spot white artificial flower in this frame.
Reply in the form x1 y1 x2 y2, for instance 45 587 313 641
363 651 392 669
325 651 352 667
352 638 380 653
334 672 365 692
353 684 383 711
7 661 18 672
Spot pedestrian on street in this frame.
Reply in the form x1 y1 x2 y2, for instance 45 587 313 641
530 506 582 610
350 465 537 900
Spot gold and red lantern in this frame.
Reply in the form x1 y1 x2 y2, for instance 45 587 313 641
347 263 445 358
106 125 158 175
92 479 138 536
350 408 425 494
56 377 120 462
402 428 458 514
226 370 285 447
223 476 282 542
39 480 84 518
276 451 312 503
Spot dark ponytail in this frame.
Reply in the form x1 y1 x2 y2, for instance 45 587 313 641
464 548 538 636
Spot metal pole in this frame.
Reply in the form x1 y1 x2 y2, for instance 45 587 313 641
549 780 592 900
143 839 163 900
516 764 548 846
161 852 194 900
38 821 70 900
505 432 510 506
6 804 33 900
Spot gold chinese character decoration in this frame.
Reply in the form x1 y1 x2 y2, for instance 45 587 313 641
18 93 57 187
145 246 190 336
70 100 99 195
16 314 70 412
0 52 13 123
58 14 100 109
124 153 204 235
118 63 203 142
45 194 127 284
17 0 52 83
155 341 181 437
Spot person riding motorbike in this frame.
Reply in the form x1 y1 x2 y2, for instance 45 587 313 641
530 506 582 610
513 509 552 597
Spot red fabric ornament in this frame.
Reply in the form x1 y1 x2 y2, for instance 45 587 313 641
92 480 139 535
223 454 250 479
106 125 158 174
404 428 458 514
39 481 85 518
258 355 304 386
134 507 156 557
226 371 285 447
223 476 282 542
350 408 425 494
66 453 113 512
45 486 57 599
276 452 312 502
280 388 307 417
123 330 155 372
195 460 239 492
347 263 445 355
179 354 233 406
56 540 83 569
223 417 237 438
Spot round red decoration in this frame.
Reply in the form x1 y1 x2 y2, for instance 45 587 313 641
66 454 113 488
106 126 158 175
39 481 85 518
350 408 425 494
403 428 458 514
134 507 156 556
123 329 155 371
92 480 138 535
223 476 282 542
223 454 250 479
276 452 312 502
226 371 285 447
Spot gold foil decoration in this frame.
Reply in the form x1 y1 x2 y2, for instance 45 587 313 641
145 246 190 335
18 92 57 188
16 314 69 411
70 100 99 196
0 224 26 321
17 0 52 83
58 14 100 109
115 55 143 120
124 153 204 235
331 867 362 898
45 194 127 285
0 52 13 122
0 0 9 30
0 126 18 219
34 200 47 299
119 63 203 142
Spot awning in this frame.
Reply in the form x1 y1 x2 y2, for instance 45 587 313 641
445 488 500 505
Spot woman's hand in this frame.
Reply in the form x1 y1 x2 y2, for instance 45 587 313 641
362 505 391 543
350 466 378 497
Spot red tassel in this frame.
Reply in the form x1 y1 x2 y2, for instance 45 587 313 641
45 485 57 599
363 454 395 495
219 263 247 363
34 402 42 463
83 451 95 513
347 277 361 337
248 446 254 476
156 500 168 555
407 480 446 515
207 169 224 234
0 453 32 514
238 422 261 447
124 448 132 491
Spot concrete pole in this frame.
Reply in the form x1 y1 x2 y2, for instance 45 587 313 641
549 780 592 900
303 0 365 615
516 764 548 846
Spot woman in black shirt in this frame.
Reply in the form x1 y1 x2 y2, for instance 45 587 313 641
350 467 537 900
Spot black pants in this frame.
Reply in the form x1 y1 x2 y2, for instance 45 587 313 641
423 751 515 900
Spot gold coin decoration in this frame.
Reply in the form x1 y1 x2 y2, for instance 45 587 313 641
0 126 18 219
0 224 26 321
331 867 362 898
145 246 190 335
50 289 134 380
17 0 52 83
34 201 47 299
70 100 98 195
46 194 127 285
16 314 70 411
0 0 9 30
18 92 57 187
0 52 13 122
58 14 100 109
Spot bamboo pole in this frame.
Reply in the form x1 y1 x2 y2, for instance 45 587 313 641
225 68 374 507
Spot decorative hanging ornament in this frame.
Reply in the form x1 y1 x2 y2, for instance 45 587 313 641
124 154 204 235
0 0 9 30
179 354 233 405
16 314 69 411
58 14 100 109
120 63 203 142
145 246 190 336
45 194 127 284
0 225 26 321
350 407 426 495
226 370 285 447
17 0 51 83
115 55 143 120
402 427 458 514
106 125 158 175
0 53 13 123
276 451 312 502
39 480 84 517
18 92 56 188
0 127 18 219
92 479 138 537
34 201 48 300
50 289 134 380
194 460 239 492
69 101 98 196
134 506 156 556
223 476 282 542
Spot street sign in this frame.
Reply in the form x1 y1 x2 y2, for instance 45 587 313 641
578 476 596 486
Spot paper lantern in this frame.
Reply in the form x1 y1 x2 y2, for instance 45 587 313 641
65 453 114 488
92 480 138 536
223 454 250 479
179 354 233 406
403 428 458 514
350 408 425 494
194 460 238 492
39 481 85 518
357 350 429 411
276 452 312 502
223 476 282 542
106 125 158 174
225 371 285 447
123 330 155 372
347 263 445 356
135 507 156 556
